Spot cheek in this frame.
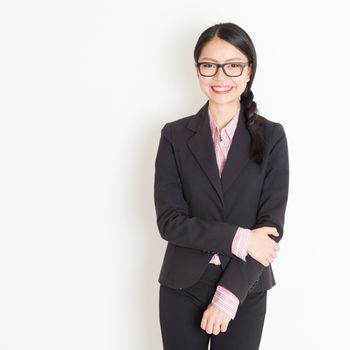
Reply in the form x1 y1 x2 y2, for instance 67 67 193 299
198 77 211 87
198 79 212 93
236 77 249 92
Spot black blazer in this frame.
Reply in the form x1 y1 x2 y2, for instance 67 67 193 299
153 100 289 303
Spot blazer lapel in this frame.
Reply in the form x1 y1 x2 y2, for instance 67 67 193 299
187 100 224 205
220 103 251 194
186 100 251 207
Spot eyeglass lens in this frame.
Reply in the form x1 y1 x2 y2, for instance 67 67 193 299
199 63 244 77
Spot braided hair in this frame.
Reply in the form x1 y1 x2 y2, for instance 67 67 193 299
194 22 267 164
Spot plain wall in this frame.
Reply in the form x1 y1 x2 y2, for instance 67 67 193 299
1 0 349 349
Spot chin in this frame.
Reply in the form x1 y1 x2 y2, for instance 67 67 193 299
208 95 238 104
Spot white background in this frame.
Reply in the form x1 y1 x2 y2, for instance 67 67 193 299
1 1 349 349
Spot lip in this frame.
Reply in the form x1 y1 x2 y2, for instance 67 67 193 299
211 86 233 94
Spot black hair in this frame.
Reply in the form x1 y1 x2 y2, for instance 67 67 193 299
194 22 267 164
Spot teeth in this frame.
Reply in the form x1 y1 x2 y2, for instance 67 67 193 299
212 86 232 91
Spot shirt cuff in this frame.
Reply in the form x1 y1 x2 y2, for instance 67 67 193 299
231 226 251 261
211 285 240 320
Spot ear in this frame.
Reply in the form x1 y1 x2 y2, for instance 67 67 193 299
247 64 252 82
195 63 199 78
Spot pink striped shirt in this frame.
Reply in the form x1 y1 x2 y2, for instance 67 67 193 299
207 106 251 320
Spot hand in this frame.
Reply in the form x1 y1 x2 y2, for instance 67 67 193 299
200 303 232 335
247 226 280 266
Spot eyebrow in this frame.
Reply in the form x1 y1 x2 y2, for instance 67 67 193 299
200 57 244 62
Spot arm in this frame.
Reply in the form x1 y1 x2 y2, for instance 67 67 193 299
209 228 250 319
216 122 289 304
154 123 241 257
211 286 239 320
232 227 250 261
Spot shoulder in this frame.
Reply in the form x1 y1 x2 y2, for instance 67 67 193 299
159 114 196 143
256 114 287 150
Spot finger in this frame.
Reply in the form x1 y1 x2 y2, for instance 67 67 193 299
220 322 228 333
212 321 221 335
206 317 215 334
270 230 279 237
200 313 208 331
259 256 268 266
264 226 277 234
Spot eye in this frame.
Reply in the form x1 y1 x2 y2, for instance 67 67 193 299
202 63 214 68
228 63 240 68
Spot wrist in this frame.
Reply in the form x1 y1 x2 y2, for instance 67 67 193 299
246 229 253 255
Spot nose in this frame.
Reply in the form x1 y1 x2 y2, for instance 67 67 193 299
214 66 228 80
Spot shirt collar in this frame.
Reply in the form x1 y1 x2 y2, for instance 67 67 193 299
208 106 240 141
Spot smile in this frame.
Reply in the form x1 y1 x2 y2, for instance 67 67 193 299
211 86 233 94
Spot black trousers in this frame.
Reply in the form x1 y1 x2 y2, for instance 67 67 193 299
159 263 267 350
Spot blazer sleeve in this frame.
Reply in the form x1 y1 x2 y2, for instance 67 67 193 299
154 122 241 257
216 122 289 303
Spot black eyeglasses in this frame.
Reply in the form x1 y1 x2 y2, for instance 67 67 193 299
196 61 250 77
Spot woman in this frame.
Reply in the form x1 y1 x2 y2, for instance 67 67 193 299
154 22 289 350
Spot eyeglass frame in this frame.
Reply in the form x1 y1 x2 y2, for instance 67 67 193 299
196 61 250 77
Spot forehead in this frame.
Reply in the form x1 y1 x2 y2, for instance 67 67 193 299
199 37 247 61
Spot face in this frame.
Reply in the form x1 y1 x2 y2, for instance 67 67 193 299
195 37 252 106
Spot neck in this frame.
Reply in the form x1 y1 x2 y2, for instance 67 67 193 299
208 100 241 129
